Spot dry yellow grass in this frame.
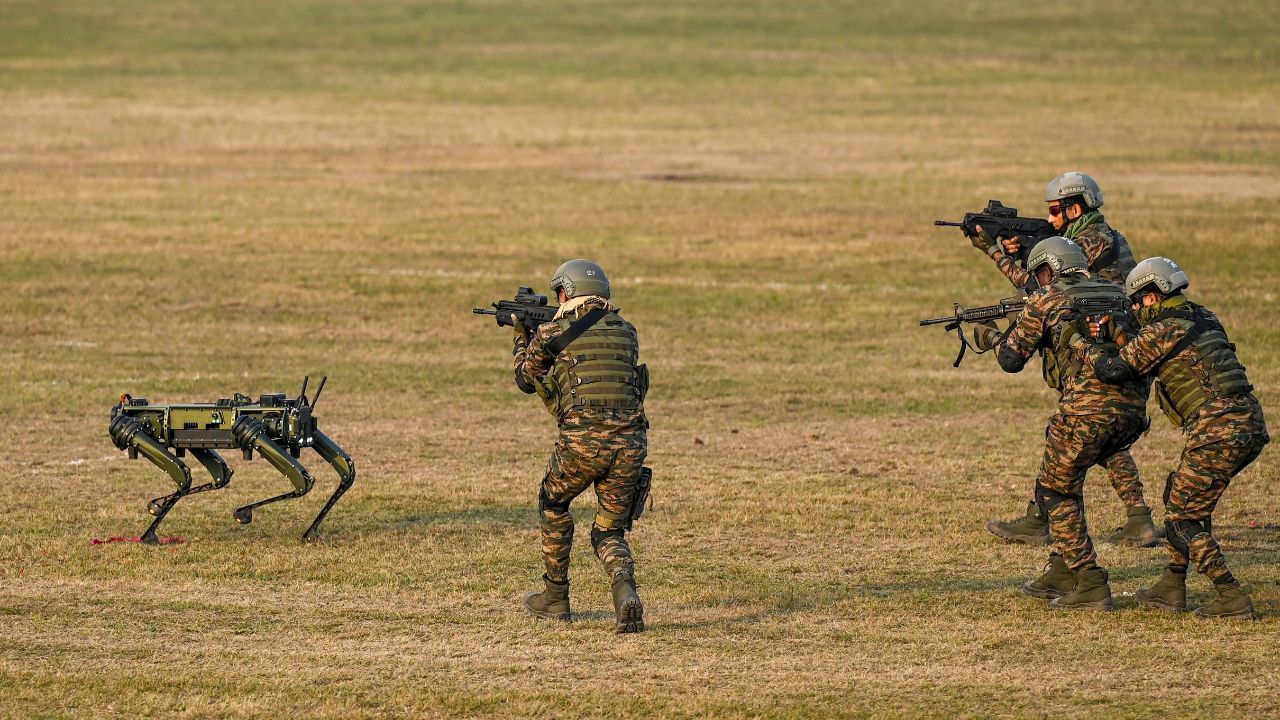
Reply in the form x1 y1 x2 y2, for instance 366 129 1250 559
2 1 1278 717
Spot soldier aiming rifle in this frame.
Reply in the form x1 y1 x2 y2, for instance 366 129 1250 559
477 261 652 633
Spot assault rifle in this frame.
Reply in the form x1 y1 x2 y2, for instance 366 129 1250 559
919 296 1027 367
1065 295 1133 344
473 286 558 332
935 200 1056 282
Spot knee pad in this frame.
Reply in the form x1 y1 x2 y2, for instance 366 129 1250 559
1163 521 1186 556
1167 519 1207 556
590 527 624 553
1035 481 1076 515
538 485 571 514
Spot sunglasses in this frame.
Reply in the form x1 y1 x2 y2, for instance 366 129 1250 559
1048 204 1063 217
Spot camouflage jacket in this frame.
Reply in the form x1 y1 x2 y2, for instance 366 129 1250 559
513 296 647 430
991 211 1135 289
997 272 1149 416
1076 298 1268 444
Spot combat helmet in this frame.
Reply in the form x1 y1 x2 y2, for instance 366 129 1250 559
1026 236 1088 277
1125 257 1189 300
550 259 611 299
1045 172 1104 209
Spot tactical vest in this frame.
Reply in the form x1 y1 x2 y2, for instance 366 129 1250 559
1144 298 1253 427
536 311 646 420
1041 274 1131 391
1066 212 1137 286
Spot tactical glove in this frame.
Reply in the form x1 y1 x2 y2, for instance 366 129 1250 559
969 227 999 256
971 320 1000 352
511 314 531 343
511 314 530 354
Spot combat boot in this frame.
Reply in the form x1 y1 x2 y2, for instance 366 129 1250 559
1103 506 1164 547
523 575 571 621
985 501 1050 546
1021 554 1076 600
1135 567 1187 612
1050 567 1114 611
610 567 644 634
1194 581 1259 620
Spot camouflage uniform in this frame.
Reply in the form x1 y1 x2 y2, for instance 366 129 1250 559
991 271 1149 571
1078 295 1269 585
514 296 648 584
987 211 1148 512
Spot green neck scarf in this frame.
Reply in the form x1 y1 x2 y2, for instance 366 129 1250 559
1136 294 1190 325
1063 210 1104 239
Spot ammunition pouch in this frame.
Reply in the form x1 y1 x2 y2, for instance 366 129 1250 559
534 376 560 419
1040 349 1062 391
1153 380 1186 429
636 363 650 403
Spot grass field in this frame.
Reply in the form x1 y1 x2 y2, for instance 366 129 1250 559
2 1 1279 717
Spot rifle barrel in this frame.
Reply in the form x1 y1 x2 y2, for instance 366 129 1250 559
473 308 496 315
919 316 956 326
934 220 963 227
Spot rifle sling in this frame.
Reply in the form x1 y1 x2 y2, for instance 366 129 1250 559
547 308 609 356
953 321 1014 368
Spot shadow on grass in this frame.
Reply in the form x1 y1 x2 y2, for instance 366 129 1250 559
387 504 532 530
650 572 1040 631
1216 523 1280 553
378 503 615 534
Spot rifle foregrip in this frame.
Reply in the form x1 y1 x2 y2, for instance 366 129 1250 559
960 307 1006 322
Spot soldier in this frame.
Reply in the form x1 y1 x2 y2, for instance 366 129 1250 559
512 259 650 633
972 172 1159 547
1070 257 1268 618
971 237 1149 610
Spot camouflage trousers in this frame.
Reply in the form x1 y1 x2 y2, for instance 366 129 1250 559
1035 412 1147 571
538 415 647 584
1024 443 1146 522
1102 450 1147 509
1163 416 1268 583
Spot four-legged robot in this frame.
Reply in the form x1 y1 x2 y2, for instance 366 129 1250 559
108 376 355 545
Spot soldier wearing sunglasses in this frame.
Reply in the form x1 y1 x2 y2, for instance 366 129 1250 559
975 172 1137 291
